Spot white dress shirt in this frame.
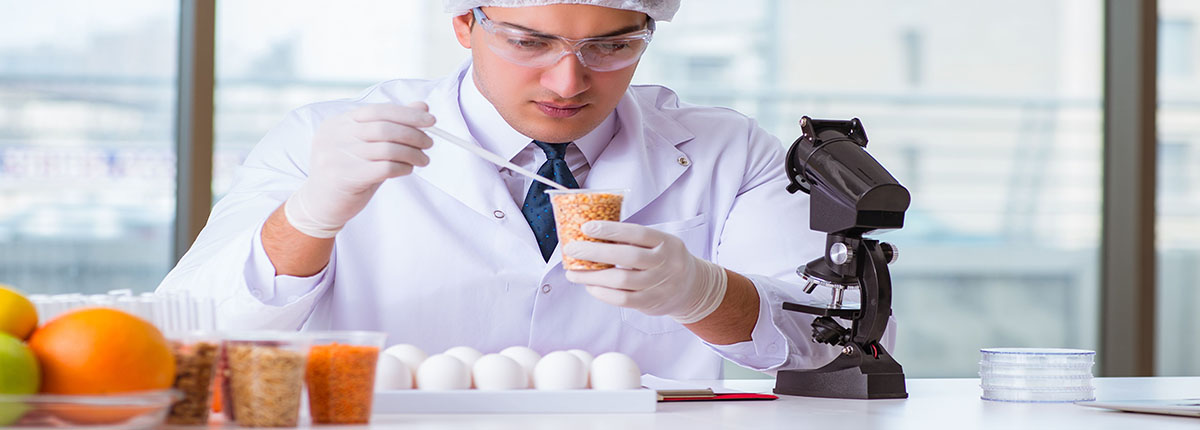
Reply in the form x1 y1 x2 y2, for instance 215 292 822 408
458 66 617 207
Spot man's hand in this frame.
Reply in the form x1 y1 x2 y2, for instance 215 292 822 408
563 221 728 324
284 102 435 238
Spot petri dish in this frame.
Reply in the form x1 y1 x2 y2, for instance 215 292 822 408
981 386 1096 403
980 348 1095 366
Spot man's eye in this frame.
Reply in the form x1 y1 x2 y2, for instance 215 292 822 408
506 38 550 50
594 42 631 52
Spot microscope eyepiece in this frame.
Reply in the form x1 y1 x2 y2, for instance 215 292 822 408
785 116 911 236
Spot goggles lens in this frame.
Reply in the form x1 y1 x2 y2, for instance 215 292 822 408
473 8 653 72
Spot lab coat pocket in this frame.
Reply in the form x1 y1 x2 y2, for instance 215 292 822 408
620 214 711 335
645 214 711 259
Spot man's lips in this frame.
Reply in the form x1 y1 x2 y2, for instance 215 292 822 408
535 102 586 118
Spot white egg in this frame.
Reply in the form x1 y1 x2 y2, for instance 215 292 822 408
566 349 595 387
374 353 413 390
590 352 641 390
443 346 483 368
565 349 594 368
472 354 528 390
416 353 471 390
499 346 541 388
533 351 587 390
383 344 428 384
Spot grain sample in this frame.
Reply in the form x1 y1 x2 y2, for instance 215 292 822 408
167 340 220 425
226 343 306 427
548 190 624 270
306 343 381 424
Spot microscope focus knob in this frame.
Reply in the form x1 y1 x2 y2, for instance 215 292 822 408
880 242 900 264
830 242 853 265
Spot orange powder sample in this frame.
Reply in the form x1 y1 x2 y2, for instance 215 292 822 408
305 343 381 424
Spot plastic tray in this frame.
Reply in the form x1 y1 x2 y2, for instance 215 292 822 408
0 390 180 429
373 389 657 414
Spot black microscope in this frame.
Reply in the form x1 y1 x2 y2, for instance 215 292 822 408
773 117 911 399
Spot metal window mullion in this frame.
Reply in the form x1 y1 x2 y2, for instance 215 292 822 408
174 0 216 263
1100 0 1157 377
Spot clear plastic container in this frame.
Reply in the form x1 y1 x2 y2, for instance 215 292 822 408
303 331 387 425
29 290 216 333
0 390 181 429
980 386 1096 403
222 332 311 428
546 188 626 270
164 331 222 425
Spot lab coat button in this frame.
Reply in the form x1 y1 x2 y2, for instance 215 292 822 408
767 343 779 353
677 156 690 167
541 284 552 294
493 210 505 219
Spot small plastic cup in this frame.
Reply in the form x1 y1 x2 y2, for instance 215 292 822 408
165 331 223 425
222 332 311 428
304 331 387 424
546 188 626 270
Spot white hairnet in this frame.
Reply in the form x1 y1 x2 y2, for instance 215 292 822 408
444 0 680 22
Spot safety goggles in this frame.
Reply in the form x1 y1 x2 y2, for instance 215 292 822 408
471 7 654 72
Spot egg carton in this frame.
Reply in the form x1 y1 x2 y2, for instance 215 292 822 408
372 388 657 413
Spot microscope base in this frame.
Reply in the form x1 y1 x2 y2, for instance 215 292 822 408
774 356 908 399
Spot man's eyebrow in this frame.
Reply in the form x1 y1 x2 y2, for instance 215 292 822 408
499 21 647 38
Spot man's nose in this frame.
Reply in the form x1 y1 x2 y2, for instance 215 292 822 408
540 52 590 99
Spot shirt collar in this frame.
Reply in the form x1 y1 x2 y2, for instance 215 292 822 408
458 65 617 166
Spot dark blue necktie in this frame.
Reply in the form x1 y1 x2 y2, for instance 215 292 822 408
523 140 580 261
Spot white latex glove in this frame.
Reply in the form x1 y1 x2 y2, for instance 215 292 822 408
284 102 435 238
562 220 728 324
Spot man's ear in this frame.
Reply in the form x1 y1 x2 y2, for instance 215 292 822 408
452 13 473 49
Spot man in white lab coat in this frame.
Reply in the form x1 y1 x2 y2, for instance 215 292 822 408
158 0 892 379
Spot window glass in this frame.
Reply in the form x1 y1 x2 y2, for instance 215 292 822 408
213 1 463 196
0 1 178 294
213 0 1103 377
1157 0 1200 377
636 0 1103 377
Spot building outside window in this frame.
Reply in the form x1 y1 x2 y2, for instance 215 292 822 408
36 0 1200 378
0 0 178 294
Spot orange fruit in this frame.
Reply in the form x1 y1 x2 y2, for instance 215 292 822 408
0 285 37 340
28 308 175 425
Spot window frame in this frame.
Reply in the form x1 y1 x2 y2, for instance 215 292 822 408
171 0 1162 376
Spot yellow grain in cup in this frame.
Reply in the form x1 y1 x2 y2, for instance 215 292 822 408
546 189 626 270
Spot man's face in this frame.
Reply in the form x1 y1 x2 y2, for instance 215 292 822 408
452 5 648 143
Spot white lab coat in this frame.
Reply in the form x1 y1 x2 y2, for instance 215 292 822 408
158 61 893 380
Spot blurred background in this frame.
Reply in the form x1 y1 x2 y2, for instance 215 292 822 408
0 0 1193 378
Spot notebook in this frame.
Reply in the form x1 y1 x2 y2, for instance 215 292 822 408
1077 399 1200 418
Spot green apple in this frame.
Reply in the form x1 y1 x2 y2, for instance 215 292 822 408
0 332 38 425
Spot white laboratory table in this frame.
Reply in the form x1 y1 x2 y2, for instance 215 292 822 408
199 377 1200 430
